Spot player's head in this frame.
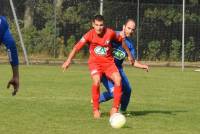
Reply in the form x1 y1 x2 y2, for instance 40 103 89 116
92 15 105 35
123 18 136 37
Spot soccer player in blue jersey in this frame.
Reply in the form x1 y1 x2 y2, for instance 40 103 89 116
0 16 19 96
99 19 149 113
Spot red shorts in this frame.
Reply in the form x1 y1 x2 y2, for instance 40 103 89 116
88 62 119 78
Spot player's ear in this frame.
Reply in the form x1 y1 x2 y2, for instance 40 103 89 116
92 22 95 28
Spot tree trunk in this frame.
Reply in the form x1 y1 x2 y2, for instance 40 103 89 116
56 0 64 8
24 0 34 29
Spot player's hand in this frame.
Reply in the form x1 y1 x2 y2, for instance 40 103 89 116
62 60 71 72
7 76 19 96
119 26 126 39
143 64 149 72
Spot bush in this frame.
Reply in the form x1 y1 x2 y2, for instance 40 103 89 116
185 37 195 61
147 40 161 60
169 39 181 61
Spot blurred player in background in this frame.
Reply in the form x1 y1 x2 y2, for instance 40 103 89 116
62 15 134 119
0 16 19 96
99 19 149 113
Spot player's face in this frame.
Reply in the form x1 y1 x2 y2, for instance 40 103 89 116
124 21 136 37
92 20 104 35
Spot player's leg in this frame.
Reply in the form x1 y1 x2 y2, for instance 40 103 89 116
99 75 114 102
119 69 132 112
104 63 122 115
91 74 101 118
109 71 122 115
89 63 102 118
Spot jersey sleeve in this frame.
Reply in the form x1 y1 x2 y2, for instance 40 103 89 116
111 30 123 43
126 39 136 59
0 16 9 42
2 29 19 66
74 31 91 51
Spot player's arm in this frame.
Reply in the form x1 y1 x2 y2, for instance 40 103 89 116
133 61 149 72
2 29 19 96
62 35 88 71
62 47 77 71
121 39 135 65
8 65 19 96
114 30 135 65
128 41 149 72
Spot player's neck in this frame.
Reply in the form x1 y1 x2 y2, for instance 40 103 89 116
96 28 106 37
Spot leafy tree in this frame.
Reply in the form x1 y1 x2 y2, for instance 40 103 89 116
66 35 76 55
147 40 161 61
185 37 195 61
170 39 181 61
24 0 34 29
22 25 39 54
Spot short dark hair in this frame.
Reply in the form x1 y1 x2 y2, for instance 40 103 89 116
92 15 104 22
125 18 135 26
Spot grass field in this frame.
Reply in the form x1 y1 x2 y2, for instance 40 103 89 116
0 64 200 134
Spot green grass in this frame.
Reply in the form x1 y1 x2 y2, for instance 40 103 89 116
0 64 200 134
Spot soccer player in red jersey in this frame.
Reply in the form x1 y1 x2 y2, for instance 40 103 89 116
62 15 134 119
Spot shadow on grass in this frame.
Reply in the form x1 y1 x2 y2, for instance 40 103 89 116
127 110 187 117
101 112 110 117
101 110 187 118
100 110 187 129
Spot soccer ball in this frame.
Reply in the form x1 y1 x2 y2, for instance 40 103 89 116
109 113 126 128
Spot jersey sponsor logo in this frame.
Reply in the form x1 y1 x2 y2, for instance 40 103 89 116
94 46 109 56
105 40 110 45
113 48 126 60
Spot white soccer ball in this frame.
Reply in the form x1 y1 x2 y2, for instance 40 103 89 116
109 113 126 128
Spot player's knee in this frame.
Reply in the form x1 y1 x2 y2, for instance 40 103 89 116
117 75 121 82
114 77 121 86
92 79 100 86
92 75 101 86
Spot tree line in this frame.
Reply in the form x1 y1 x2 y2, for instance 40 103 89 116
0 0 199 61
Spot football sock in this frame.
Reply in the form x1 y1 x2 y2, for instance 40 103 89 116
92 84 100 111
113 85 122 110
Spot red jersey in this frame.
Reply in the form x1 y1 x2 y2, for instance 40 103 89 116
74 28 122 63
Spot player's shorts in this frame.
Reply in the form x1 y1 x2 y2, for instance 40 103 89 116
88 62 119 78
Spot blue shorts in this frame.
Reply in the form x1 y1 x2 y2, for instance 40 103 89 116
102 68 132 94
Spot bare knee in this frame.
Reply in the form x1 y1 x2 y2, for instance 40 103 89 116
112 73 121 86
93 80 100 86
114 77 121 86
92 75 101 86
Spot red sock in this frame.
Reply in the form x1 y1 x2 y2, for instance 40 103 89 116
113 85 122 110
92 84 100 111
